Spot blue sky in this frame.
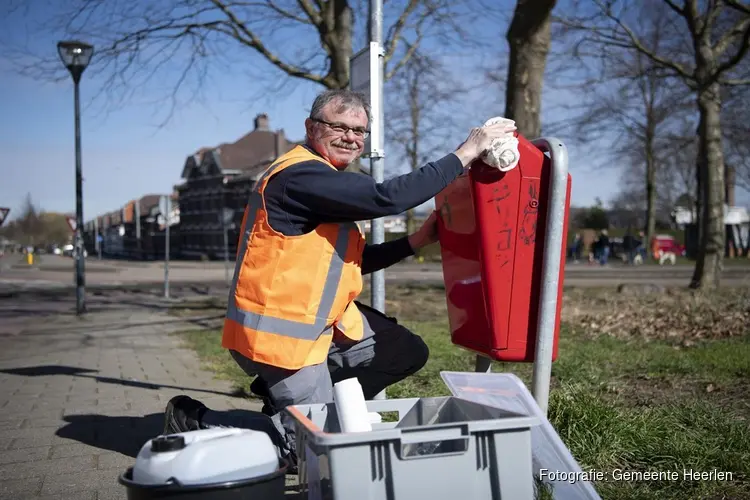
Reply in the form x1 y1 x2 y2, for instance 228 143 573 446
2 0 722 224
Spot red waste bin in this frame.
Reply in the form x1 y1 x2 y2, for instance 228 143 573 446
435 134 572 363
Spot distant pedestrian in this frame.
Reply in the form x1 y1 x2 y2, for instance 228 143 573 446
597 229 610 265
623 228 635 265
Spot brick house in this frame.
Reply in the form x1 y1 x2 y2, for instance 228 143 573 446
175 114 300 259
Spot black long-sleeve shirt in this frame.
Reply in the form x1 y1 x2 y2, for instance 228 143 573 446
263 145 465 274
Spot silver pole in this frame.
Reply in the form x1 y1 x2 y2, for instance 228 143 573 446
530 138 569 417
94 217 101 259
164 195 171 299
223 219 230 284
369 0 386 400
135 199 141 260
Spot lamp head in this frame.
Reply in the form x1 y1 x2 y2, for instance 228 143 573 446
57 40 94 83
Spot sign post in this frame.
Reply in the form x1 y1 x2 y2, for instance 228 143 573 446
350 0 386 400
161 195 171 299
135 200 141 260
221 207 234 284
94 217 101 259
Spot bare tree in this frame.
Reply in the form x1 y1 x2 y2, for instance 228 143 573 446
1 194 43 247
560 0 750 289
385 48 463 234
502 0 558 138
564 4 693 248
2 0 465 123
610 124 698 228
722 83 750 194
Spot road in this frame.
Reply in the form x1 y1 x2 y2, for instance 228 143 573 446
2 254 749 293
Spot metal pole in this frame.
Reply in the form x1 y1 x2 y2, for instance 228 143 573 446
369 0 387 401
222 190 230 285
164 195 171 298
94 217 100 259
73 79 86 315
530 138 568 417
223 220 230 285
135 199 141 260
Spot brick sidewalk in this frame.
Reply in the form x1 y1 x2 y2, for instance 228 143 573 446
0 290 262 499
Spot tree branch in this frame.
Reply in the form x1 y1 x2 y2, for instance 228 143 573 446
267 0 314 24
713 15 750 58
594 0 695 81
714 18 750 78
662 0 686 16
209 0 326 84
385 36 421 81
383 0 420 66
723 0 750 15
295 0 322 25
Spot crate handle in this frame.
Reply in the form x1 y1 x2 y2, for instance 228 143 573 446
396 424 470 460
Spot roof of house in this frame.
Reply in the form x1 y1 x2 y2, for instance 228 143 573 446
181 113 300 180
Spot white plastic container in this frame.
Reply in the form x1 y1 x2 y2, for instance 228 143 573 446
132 427 279 486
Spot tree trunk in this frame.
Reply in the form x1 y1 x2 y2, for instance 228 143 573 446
324 0 354 88
645 137 657 252
694 143 703 256
690 82 725 289
504 0 557 138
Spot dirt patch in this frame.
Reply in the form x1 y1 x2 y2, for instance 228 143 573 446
360 284 448 322
590 374 750 418
562 287 750 343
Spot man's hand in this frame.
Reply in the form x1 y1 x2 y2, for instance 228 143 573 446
408 211 440 251
454 121 517 167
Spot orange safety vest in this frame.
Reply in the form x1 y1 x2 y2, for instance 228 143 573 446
222 145 366 370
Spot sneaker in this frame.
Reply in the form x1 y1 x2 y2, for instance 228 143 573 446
163 395 208 435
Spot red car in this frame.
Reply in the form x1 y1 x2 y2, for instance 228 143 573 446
651 235 686 263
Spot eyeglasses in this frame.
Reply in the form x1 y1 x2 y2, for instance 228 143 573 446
311 118 369 138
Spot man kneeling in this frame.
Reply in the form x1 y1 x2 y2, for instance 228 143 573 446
162 89 515 467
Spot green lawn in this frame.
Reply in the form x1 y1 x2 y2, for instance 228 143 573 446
175 286 750 500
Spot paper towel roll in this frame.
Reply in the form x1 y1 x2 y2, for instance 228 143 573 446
333 378 372 433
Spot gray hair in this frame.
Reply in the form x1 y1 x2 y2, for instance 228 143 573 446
309 89 371 125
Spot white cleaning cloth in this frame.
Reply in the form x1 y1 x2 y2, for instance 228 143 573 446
481 117 520 171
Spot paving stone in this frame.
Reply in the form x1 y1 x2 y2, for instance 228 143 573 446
0 476 43 498
50 443 96 459
9 428 96 450
1 291 258 498
36 491 97 500
21 417 65 429
40 469 120 496
96 486 129 500
0 454 95 481
0 418 24 431
97 452 135 471
0 446 50 465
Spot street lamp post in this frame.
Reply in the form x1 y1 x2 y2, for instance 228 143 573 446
57 40 94 316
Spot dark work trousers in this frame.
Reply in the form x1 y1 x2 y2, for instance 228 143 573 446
201 301 429 462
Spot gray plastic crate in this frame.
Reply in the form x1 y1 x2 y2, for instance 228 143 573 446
285 396 541 500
